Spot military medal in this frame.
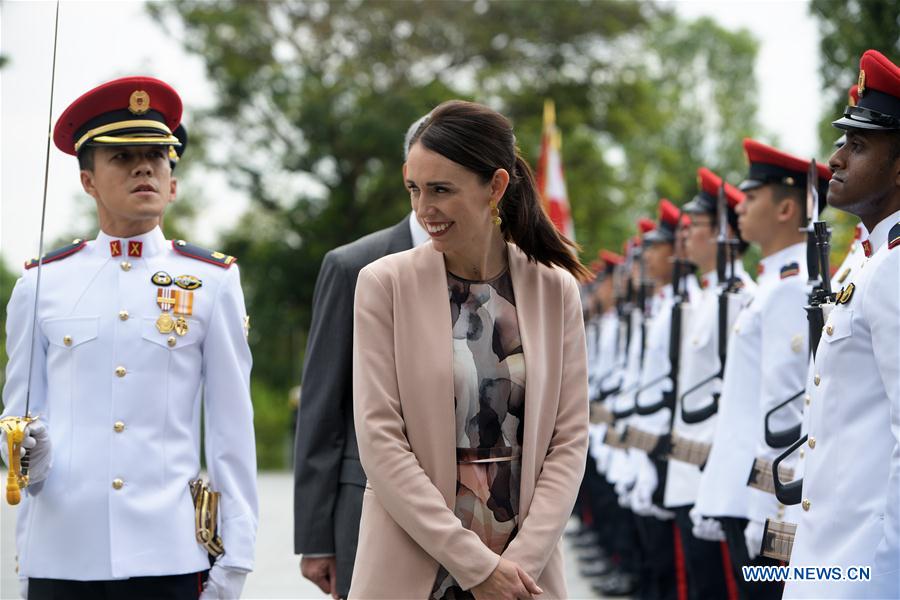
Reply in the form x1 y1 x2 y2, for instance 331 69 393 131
156 288 177 333
174 316 189 337
156 313 176 334
172 290 194 336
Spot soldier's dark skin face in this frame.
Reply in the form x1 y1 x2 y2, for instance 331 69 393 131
828 130 900 232
81 145 177 238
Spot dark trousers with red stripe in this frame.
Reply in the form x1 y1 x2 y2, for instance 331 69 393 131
721 517 785 600
672 506 736 600
29 571 208 600
634 514 678 600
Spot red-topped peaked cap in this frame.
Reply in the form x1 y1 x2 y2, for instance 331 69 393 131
834 50 900 131
637 217 656 234
596 249 624 277
739 139 832 203
684 167 746 237
54 76 183 156
643 198 680 245
600 249 624 266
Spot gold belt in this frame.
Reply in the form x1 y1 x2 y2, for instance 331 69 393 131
457 447 521 465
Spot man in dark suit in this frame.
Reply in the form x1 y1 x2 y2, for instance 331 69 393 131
294 117 428 599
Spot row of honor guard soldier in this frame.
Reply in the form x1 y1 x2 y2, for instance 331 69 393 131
0 77 258 599
579 48 899 600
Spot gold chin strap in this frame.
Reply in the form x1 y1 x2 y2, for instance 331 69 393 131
190 478 225 557
1 416 36 505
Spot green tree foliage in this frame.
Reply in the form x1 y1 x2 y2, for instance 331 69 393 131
810 0 900 154
0 258 17 393
150 0 761 467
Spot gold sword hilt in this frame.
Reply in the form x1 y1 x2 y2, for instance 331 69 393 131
0 416 36 505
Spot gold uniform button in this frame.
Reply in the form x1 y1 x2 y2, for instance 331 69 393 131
805 393 811 406
115 366 127 378
120 261 132 272
63 335 73 346
118 310 129 321
800 449 805 459
802 498 811 511
167 336 177 347
826 325 834 336
113 421 125 433
112 479 124 490
808 437 816 449
814 374 821 386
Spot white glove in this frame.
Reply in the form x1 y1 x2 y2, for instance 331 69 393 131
744 519 765 560
199 563 249 600
649 505 675 521
690 507 725 542
19 421 52 485
630 453 658 516
615 478 633 508
19 577 27 600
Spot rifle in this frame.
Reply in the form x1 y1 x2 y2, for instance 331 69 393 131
636 211 691 418
763 162 826 451
772 160 836 506
681 183 736 424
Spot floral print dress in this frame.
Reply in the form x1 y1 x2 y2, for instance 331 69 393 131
431 268 526 600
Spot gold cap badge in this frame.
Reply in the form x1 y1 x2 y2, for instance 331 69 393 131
129 90 151 115
858 70 866 98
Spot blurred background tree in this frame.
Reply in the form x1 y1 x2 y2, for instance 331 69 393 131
148 0 763 467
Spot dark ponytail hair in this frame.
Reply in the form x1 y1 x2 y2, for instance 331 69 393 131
409 100 592 282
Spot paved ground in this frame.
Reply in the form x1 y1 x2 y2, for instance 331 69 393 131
1 472 606 599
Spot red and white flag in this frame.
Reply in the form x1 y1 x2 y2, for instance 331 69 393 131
535 99 575 240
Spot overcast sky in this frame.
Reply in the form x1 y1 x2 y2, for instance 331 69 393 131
1 0 826 271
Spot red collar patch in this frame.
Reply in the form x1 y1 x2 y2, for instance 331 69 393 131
862 239 873 257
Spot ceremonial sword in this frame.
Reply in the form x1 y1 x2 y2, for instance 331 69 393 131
1 1 61 505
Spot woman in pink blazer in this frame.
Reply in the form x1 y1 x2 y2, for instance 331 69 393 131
351 101 591 600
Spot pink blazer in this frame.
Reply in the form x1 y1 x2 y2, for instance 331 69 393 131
350 242 588 599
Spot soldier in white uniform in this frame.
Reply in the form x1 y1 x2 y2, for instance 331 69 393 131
665 167 754 598
695 138 829 600
785 48 900 600
739 141 833 572
0 77 258 599
628 200 683 600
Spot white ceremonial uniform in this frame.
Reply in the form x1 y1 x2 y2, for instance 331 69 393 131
785 211 900 599
788 224 869 517
634 285 675 436
606 304 649 491
664 265 755 508
589 308 622 471
744 244 809 529
695 243 805 520
1 227 258 580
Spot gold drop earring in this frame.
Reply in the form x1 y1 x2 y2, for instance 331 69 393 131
490 201 502 227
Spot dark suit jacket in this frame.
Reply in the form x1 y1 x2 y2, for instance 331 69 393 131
293 217 413 597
